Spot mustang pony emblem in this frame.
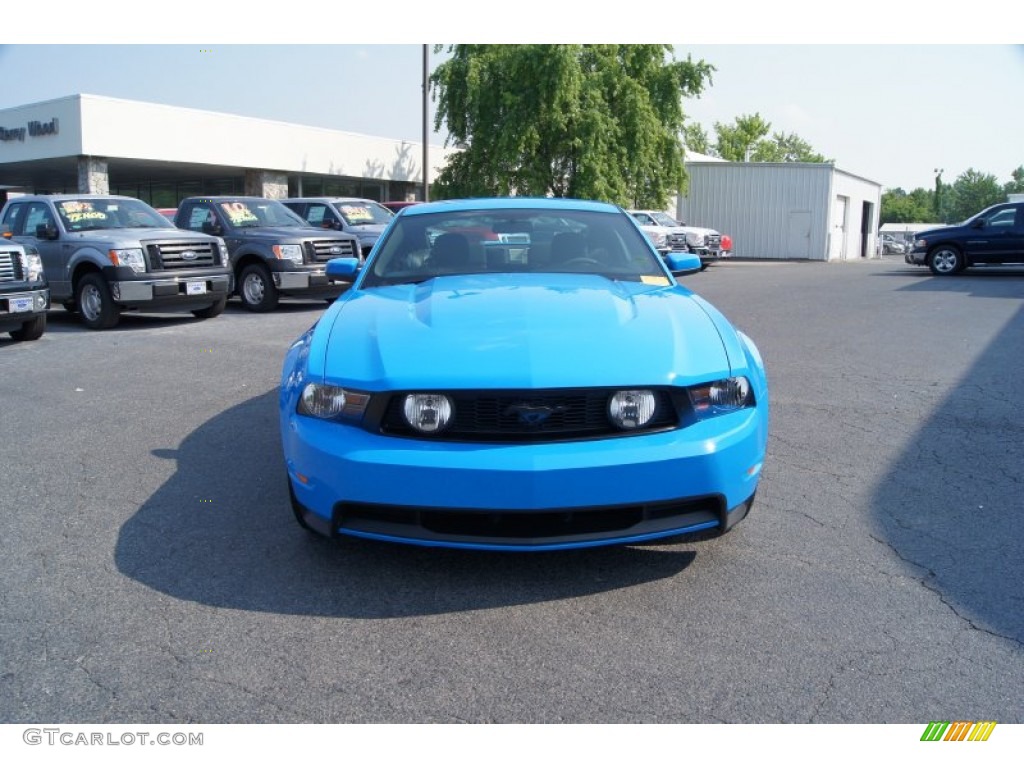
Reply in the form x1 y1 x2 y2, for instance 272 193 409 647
505 403 569 426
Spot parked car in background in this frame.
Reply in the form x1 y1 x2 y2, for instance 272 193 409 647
280 197 768 550
628 210 729 269
0 195 231 329
175 196 360 311
0 235 49 341
282 197 394 259
907 202 1024 275
879 234 906 255
381 201 421 214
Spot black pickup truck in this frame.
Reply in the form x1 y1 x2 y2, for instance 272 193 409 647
0 236 49 342
907 201 1024 275
175 196 360 311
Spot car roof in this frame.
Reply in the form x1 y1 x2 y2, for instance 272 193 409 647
284 197 379 204
400 197 622 217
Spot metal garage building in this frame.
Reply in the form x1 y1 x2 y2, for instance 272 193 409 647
676 161 883 261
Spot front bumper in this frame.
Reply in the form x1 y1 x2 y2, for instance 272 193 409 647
274 268 352 296
109 273 231 305
282 408 766 551
905 250 927 265
0 288 49 328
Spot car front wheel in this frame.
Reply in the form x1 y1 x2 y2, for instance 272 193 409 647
76 273 121 329
928 245 964 276
239 264 279 312
9 314 46 341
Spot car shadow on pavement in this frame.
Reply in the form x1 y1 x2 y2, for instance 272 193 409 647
114 389 698 619
870 304 1024 645
875 268 1024 299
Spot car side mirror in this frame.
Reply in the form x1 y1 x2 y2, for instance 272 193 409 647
665 251 702 276
36 222 59 240
325 257 361 281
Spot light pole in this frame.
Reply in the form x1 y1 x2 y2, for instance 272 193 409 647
422 44 429 202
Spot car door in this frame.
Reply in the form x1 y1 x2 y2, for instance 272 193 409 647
964 205 1020 264
10 201 71 299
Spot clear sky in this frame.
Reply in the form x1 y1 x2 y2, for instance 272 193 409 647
1 10 1020 195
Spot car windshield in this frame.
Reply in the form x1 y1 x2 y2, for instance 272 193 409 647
360 207 671 288
218 200 308 228
55 198 170 232
336 201 393 226
650 212 679 227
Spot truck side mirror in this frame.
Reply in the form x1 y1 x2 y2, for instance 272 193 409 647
36 223 59 240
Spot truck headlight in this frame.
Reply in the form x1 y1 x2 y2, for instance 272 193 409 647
21 250 45 282
109 248 146 273
217 239 231 266
273 244 304 264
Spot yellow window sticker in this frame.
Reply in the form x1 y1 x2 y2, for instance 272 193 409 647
220 202 259 225
641 275 671 286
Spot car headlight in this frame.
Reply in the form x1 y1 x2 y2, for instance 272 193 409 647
688 377 753 418
403 394 453 434
608 389 657 430
686 232 706 247
273 244 304 264
217 239 231 266
298 383 370 420
914 238 926 249
108 248 146 273
649 232 667 248
21 250 45 282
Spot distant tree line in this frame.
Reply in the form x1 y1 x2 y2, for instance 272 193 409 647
881 166 1024 225
682 113 832 163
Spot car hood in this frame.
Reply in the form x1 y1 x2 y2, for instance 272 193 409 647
313 273 733 390
62 228 218 244
228 226 357 242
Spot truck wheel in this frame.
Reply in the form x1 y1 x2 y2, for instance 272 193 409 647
9 314 46 342
191 296 227 319
75 273 121 329
239 264 279 312
928 246 963 276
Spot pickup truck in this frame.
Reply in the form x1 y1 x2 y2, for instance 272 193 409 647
0 195 232 329
906 202 1024 275
628 209 731 269
282 197 394 259
0 236 49 342
175 196 360 311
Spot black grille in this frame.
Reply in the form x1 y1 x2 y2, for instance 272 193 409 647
0 251 23 283
335 495 722 542
306 239 357 263
379 388 678 442
145 241 217 270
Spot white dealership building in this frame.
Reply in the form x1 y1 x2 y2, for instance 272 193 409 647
0 94 453 208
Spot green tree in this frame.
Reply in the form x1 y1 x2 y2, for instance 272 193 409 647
712 113 771 161
682 122 710 155
750 131 831 163
1004 165 1024 195
429 45 714 208
944 169 1003 222
881 187 935 224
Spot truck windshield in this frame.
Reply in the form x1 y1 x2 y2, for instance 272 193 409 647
55 198 169 232
218 200 309 229
650 212 679 227
336 201 394 226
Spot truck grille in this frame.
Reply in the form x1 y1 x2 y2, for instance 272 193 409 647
706 233 722 251
667 232 688 249
0 251 24 283
305 239 357 263
145 241 217 270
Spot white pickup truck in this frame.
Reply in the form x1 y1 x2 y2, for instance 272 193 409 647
628 210 730 270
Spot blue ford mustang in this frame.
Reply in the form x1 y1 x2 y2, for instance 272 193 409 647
279 198 768 551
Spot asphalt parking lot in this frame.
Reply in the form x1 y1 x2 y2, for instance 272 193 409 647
1 256 1022 724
